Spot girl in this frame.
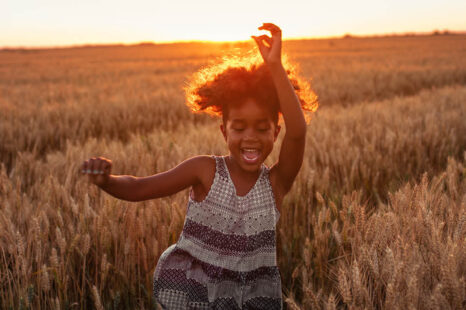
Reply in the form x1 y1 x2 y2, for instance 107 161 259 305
81 23 317 309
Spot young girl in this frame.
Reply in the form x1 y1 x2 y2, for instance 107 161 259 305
81 23 317 309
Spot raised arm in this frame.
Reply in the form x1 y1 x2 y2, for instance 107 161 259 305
252 23 307 200
81 156 211 202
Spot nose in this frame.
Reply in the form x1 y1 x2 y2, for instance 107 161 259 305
243 128 259 141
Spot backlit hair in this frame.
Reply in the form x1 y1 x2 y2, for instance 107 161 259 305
184 50 318 124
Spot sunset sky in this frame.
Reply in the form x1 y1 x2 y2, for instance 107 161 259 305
2 0 465 47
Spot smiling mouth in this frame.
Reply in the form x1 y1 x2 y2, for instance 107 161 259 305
241 148 261 164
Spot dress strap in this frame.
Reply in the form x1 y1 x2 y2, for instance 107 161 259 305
259 164 281 220
215 156 229 180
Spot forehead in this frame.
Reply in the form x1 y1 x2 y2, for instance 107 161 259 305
226 98 276 123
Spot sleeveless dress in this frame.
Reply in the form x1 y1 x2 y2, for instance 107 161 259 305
153 156 282 309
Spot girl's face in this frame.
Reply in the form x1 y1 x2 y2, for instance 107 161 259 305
220 98 281 173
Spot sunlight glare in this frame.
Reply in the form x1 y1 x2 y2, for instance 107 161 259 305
1 0 465 47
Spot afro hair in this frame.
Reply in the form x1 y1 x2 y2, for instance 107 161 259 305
184 50 318 124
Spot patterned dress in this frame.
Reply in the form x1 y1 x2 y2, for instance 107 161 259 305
153 156 282 309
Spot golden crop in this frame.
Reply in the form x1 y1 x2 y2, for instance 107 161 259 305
0 35 465 309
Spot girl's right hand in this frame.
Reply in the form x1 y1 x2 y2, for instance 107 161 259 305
252 23 282 66
80 157 112 187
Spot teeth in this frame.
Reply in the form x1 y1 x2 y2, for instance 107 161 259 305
241 148 260 163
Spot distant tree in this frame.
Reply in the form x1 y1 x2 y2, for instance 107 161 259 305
137 42 155 46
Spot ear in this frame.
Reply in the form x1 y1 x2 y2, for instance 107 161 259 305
274 125 281 141
220 123 227 141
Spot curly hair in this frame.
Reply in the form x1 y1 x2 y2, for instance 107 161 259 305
184 50 318 124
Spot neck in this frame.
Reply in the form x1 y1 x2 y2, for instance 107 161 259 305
225 155 261 179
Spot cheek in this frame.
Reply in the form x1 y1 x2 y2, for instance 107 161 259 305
226 132 241 144
266 130 277 140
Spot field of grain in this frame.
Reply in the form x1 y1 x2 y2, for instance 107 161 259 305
1 35 465 309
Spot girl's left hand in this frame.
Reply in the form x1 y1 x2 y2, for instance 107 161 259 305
252 23 282 65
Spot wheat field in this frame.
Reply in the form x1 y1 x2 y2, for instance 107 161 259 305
0 35 465 309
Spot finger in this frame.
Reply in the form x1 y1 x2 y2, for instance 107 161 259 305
101 162 108 175
252 35 272 47
99 158 110 175
85 160 93 174
103 160 112 175
251 36 268 56
95 158 104 174
257 34 272 46
88 157 97 174
99 157 108 174
81 160 89 174
260 35 273 47
260 23 281 32
258 23 281 34
92 157 105 175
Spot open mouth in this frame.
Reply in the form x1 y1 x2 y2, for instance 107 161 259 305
241 148 261 164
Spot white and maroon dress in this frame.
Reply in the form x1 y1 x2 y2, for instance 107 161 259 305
153 156 282 309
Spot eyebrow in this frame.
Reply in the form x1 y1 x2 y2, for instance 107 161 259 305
230 119 246 124
230 118 270 124
256 119 270 124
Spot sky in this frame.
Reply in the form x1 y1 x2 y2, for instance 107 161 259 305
2 0 466 48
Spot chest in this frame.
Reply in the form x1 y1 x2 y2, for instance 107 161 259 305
228 172 260 197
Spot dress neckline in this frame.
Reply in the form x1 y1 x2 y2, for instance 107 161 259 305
221 156 264 199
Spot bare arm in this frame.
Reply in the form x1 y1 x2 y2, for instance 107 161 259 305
81 156 209 202
252 23 307 197
269 60 306 194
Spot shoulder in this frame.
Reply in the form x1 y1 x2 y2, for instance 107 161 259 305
180 155 216 178
188 155 217 201
163 155 216 187
177 155 213 167
187 155 216 170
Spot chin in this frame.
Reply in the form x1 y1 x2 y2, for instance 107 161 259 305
241 163 262 172
238 155 265 172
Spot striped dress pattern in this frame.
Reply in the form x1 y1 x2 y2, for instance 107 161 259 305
153 156 282 309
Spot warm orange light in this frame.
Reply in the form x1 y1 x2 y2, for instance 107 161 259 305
3 0 465 48
184 49 318 123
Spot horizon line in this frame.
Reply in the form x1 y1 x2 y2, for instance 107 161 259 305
1 29 465 50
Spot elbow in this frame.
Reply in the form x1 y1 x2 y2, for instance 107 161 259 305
297 125 307 140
